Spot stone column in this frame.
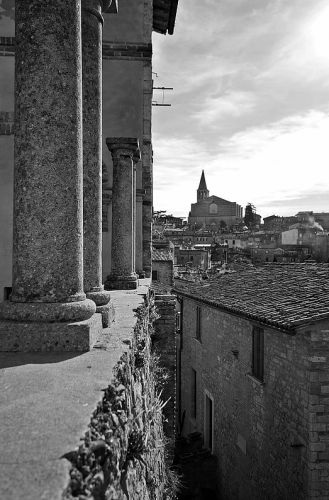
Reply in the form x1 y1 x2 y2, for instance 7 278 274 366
0 0 101 352
142 139 153 278
105 138 139 290
133 151 141 278
136 188 146 277
82 0 113 327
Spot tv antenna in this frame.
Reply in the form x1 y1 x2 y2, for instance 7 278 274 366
152 86 173 107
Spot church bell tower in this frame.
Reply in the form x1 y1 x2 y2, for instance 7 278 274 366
197 170 209 201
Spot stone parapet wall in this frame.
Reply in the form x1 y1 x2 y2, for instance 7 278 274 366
63 293 178 499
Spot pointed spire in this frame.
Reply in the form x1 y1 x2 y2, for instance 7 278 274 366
198 170 207 191
197 170 209 201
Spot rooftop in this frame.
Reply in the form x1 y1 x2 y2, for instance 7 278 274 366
153 0 179 35
173 263 329 332
152 248 173 261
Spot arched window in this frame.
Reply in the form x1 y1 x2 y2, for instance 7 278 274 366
209 202 217 214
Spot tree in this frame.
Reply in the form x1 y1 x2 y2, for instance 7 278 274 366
244 203 256 226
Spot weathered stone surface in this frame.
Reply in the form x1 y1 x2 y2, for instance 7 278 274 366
136 188 145 276
105 279 138 290
0 313 102 352
142 141 152 278
105 138 139 290
0 299 96 323
82 0 103 295
12 0 84 304
95 301 115 328
132 152 140 279
86 290 112 306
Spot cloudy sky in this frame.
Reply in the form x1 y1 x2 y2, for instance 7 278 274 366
152 0 329 220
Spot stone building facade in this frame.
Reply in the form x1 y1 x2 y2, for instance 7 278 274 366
188 170 243 231
152 247 174 290
177 247 211 270
174 263 329 500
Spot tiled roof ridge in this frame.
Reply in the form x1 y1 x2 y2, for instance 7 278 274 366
172 263 329 332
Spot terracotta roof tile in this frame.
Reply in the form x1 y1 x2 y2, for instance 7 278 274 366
173 263 329 332
152 248 173 261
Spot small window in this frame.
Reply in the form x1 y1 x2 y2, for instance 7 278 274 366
191 368 197 418
252 326 264 381
233 240 235 245
190 256 194 261
152 270 158 281
196 306 201 340
176 312 181 332
4 287 12 301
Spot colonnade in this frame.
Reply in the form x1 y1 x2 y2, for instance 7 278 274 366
0 0 147 350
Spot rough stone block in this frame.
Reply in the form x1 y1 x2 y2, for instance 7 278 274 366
105 279 138 290
96 301 115 328
0 313 102 352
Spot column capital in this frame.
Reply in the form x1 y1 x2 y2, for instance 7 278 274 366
106 137 140 154
82 1 104 26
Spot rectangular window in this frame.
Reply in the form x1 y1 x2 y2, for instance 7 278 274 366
152 270 158 281
204 392 214 451
252 326 264 381
4 287 12 301
191 368 197 418
176 312 181 332
196 306 201 341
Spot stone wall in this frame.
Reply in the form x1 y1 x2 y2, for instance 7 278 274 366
153 294 177 452
179 295 329 500
304 321 329 499
63 295 178 500
152 261 173 289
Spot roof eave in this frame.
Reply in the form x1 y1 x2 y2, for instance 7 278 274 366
173 288 298 336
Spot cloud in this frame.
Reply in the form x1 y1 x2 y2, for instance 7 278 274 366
153 109 329 218
152 0 329 219
192 91 257 128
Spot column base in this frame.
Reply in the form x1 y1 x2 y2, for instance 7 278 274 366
0 313 102 352
85 290 114 328
104 274 138 290
95 302 115 327
0 299 96 323
144 266 151 278
137 270 146 279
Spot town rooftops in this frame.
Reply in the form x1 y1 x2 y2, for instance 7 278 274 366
152 248 173 261
173 263 329 332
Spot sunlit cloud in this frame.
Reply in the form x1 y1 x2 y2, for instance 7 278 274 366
192 91 257 128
